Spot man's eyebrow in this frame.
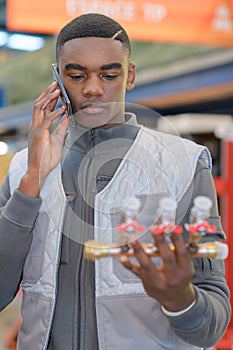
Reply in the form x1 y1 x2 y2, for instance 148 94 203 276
65 63 87 70
100 63 122 70
64 62 122 71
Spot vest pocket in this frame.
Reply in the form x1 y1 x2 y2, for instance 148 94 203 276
96 175 113 193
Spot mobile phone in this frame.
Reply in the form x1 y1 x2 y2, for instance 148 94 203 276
51 63 75 127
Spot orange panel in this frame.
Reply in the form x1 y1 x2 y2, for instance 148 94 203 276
6 0 233 47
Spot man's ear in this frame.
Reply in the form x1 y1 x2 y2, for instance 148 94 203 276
126 62 136 91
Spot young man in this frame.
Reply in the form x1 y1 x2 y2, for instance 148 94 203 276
0 13 230 350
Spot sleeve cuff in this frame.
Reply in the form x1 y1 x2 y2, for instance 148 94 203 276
3 189 42 227
161 300 196 317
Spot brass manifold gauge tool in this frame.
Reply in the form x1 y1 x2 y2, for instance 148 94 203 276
84 196 229 261
84 240 228 261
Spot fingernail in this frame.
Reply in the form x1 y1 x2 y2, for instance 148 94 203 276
119 255 128 263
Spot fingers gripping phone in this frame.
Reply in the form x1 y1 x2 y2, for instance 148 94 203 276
52 63 75 127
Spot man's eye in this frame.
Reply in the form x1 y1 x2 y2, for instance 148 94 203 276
70 74 85 80
102 74 118 80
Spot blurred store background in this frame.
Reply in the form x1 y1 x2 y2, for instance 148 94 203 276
0 0 233 349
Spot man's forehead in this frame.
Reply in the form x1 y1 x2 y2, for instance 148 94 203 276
58 37 128 67
59 37 127 58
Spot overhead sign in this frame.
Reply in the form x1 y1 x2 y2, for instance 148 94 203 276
6 0 233 47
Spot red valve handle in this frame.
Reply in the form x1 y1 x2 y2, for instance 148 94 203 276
188 221 216 234
150 223 183 235
117 220 145 233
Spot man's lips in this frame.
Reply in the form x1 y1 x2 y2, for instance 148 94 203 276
80 103 107 114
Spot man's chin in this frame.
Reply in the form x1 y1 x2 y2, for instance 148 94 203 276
72 110 124 129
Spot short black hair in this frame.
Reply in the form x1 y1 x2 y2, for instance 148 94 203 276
56 13 131 60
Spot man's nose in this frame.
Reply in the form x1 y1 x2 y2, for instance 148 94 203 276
82 77 104 97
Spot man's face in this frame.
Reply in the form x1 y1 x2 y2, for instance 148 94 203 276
58 37 135 128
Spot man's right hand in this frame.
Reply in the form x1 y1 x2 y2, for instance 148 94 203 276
18 82 70 197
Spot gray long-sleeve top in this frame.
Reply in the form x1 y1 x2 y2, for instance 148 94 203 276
0 116 231 349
